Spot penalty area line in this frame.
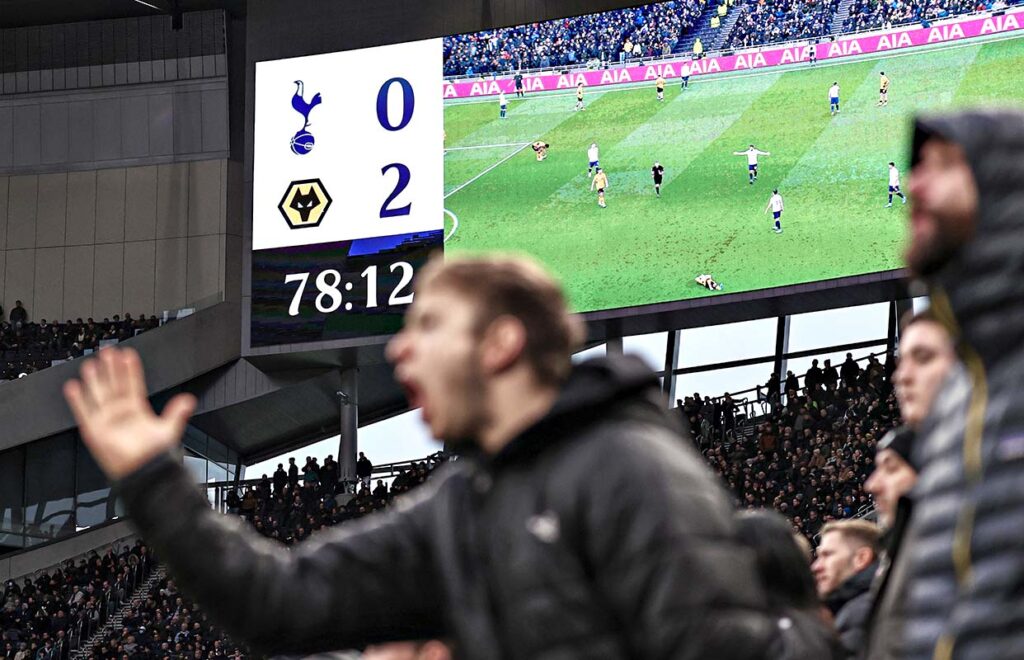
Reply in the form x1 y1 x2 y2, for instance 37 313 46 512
444 209 459 242
444 141 533 199
445 141 533 151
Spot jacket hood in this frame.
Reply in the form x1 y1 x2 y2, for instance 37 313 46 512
490 354 676 467
911 110 1024 367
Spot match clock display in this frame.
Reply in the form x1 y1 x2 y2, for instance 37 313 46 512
251 39 444 347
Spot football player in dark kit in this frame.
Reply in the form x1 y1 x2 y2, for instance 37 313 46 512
65 256 822 659
513 71 524 98
652 161 665 197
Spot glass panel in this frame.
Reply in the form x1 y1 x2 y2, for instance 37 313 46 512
208 462 228 484
572 343 605 364
788 302 889 352
184 452 208 484
676 363 773 404
0 447 24 549
912 296 930 313
183 426 209 459
24 435 76 542
623 332 667 372
76 439 116 531
206 434 229 465
678 318 776 369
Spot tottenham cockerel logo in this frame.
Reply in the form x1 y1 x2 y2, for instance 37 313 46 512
279 179 332 229
289 80 322 155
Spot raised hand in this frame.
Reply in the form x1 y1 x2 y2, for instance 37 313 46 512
63 347 196 480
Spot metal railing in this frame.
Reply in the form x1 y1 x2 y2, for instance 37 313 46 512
201 452 453 514
683 348 892 446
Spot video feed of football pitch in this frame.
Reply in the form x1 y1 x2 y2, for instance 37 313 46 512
442 29 1024 314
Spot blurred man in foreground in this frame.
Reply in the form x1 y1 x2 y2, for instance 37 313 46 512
64 255 783 659
812 520 882 657
863 310 956 659
891 109 1024 659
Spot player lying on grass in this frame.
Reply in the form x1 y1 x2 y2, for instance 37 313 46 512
734 145 770 184
696 274 723 291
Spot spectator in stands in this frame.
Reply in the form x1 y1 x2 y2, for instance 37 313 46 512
805 359 823 390
8 302 26 328
735 509 842 659
66 255 800 658
286 457 298 486
884 109 1024 658
272 463 287 494
785 369 799 395
321 454 339 491
812 520 882 658
822 359 838 390
356 452 373 489
840 353 859 387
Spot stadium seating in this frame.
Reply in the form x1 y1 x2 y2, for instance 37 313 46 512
843 0 1007 33
0 540 155 660
724 0 842 49
681 353 897 541
442 0 1003 77
443 1 708 76
0 316 161 382
79 456 445 659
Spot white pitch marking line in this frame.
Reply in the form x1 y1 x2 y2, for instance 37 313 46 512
445 142 534 151
443 209 459 242
444 141 534 199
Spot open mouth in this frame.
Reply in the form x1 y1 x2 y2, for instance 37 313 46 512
399 377 430 423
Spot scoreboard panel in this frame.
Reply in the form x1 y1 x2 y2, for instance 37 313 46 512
251 39 444 347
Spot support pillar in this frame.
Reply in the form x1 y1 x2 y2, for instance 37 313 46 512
338 368 359 491
662 330 681 404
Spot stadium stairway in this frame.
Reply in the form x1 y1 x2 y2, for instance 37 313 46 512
831 0 858 34
675 3 724 54
708 5 745 51
70 564 168 660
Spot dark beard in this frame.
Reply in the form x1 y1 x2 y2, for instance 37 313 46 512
906 214 967 278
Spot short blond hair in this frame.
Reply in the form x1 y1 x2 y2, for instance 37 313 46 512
417 254 586 385
819 519 882 557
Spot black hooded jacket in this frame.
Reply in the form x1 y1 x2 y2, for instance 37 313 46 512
117 356 780 659
891 109 1024 659
827 562 878 658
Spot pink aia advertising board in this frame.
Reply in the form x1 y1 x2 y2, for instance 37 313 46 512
442 8 1024 99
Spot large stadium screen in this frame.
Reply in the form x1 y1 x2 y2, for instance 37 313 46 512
251 3 1024 347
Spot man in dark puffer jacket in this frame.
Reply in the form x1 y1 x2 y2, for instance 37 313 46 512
63 256 786 659
887 109 1024 659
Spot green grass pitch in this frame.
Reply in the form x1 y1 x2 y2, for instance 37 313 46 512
441 34 1024 313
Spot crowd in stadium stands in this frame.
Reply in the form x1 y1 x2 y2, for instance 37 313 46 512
1 541 154 660
0 303 161 381
442 1 706 76
74 454 443 659
724 0 842 49
843 0 1010 32
681 353 898 541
